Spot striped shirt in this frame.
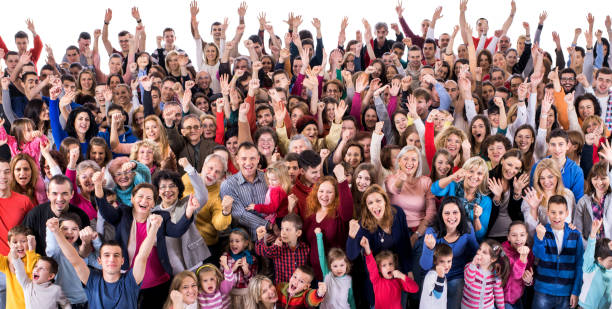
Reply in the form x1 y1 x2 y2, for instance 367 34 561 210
461 263 504 309
220 171 269 237
255 240 310 284
197 269 235 309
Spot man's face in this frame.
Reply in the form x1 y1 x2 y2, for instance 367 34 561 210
392 47 404 60
0 162 11 192
6 55 19 72
407 50 422 68
439 34 450 48
548 137 569 160
162 105 182 127
341 121 357 140
161 81 175 101
15 37 28 53
292 59 302 74
164 30 175 46
66 49 80 64
509 77 522 95
237 147 260 179
181 118 202 144
273 74 289 90
423 43 436 60
286 160 300 181
24 74 38 92
444 81 459 101
196 72 211 89
118 34 130 52
78 38 91 51
47 181 74 216
235 59 249 72
490 71 504 88
62 80 77 93
574 52 584 66
211 25 223 40
596 73 612 95
69 66 81 79
382 54 393 67
375 27 388 41
415 96 431 118
113 86 130 105
98 245 124 275
256 108 273 127
476 19 489 35
302 165 321 186
202 158 224 186
499 36 511 51
560 73 577 93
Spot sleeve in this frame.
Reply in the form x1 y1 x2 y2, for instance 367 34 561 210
399 17 424 48
31 35 43 63
161 211 195 238
431 180 453 197
215 111 225 145
420 229 436 270
582 237 597 273
209 198 232 232
510 256 527 280
45 226 61 257
425 121 436 169
570 167 584 201
435 83 451 111
132 160 152 185
142 90 155 117
220 268 236 295
350 93 363 131
255 239 280 258
315 232 330 277
57 288 71 309
400 275 419 293
185 163 208 207
337 180 354 222
2 89 17 124
276 126 290 155
324 122 342 152
534 128 548 160
254 188 282 214
95 195 122 225
464 99 477 124
195 38 204 71
387 95 399 117
305 288 325 307
553 90 569 130
527 93 538 129
584 50 595 85
594 43 604 69
374 96 393 140
532 230 547 259
10 256 29 288
474 197 492 240
345 227 363 261
49 99 69 149
571 231 584 296
364 252 380 284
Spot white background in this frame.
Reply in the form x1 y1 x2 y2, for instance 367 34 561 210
1 0 610 72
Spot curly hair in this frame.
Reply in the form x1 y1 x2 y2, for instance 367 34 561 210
305 176 340 219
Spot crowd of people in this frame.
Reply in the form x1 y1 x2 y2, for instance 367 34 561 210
0 0 611 308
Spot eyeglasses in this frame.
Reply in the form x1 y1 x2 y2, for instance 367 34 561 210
560 77 575 82
183 125 200 131
114 171 133 177
159 184 177 190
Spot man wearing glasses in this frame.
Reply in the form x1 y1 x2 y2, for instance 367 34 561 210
168 114 216 172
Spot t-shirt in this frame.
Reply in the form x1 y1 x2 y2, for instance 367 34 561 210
552 229 564 255
84 269 140 309
132 222 169 289
0 192 35 255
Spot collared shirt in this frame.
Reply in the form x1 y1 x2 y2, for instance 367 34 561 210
220 171 269 237
255 240 310 284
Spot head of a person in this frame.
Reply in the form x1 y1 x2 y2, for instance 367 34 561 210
360 185 394 232
433 243 453 275
534 158 564 198
547 195 569 230
97 240 124 275
430 149 452 182
131 183 157 217
352 163 377 194
8 225 32 258
595 67 612 95
594 238 612 270
513 124 535 155
423 39 437 59
247 275 278 307
395 145 422 177
546 129 569 160
434 126 466 159
201 154 227 186
164 271 198 308
130 140 161 168
481 134 511 166
87 137 111 168
10 152 39 201
107 157 134 190
152 170 184 206
432 196 470 236
280 213 303 246
407 46 423 67
236 142 260 180
287 265 315 295
47 175 74 216
375 250 397 279
461 156 489 193
288 134 313 154
228 227 252 256
75 160 100 194
306 176 340 218
196 264 224 294
574 93 600 120
559 68 577 93
297 150 322 186
180 114 203 144
413 88 432 119
253 127 278 159
585 161 611 197
284 153 301 182
66 107 97 140
14 31 29 52
342 141 364 169
507 221 529 251
474 239 509 283
58 213 82 245
32 257 58 285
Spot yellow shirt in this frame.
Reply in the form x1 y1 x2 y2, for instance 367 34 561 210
0 250 40 309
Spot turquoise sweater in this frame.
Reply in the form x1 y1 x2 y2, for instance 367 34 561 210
114 160 151 206
578 237 612 309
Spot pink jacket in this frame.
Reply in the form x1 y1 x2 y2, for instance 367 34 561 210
0 127 48 162
501 241 534 304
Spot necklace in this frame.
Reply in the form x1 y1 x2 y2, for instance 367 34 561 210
378 230 386 243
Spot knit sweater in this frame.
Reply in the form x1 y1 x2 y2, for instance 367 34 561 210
276 282 325 309
385 174 436 229
533 223 584 297
197 268 235 309
501 241 534 304
420 226 480 281
365 252 418 309
11 257 70 309
578 237 612 309
461 262 504 309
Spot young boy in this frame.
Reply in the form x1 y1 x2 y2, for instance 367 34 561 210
46 215 100 307
578 219 612 309
290 150 321 218
255 213 310 284
533 195 583 309
530 129 584 200
10 249 70 309
0 226 40 309
276 265 326 308
360 236 418 309
419 243 452 308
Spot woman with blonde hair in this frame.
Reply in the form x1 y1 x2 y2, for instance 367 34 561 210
244 275 278 309
77 70 97 96
130 140 163 175
521 158 576 236
579 115 607 175
426 124 470 173
431 156 492 241
163 271 199 309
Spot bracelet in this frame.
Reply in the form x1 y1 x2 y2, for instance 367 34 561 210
137 19 142 23
104 22 109 25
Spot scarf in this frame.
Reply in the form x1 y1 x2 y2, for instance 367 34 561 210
231 250 254 265
455 180 483 220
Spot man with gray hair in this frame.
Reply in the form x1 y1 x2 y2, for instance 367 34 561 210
372 22 404 58
288 134 313 154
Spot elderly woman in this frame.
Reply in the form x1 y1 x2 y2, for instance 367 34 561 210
105 156 151 206
65 146 101 220
130 140 163 175
152 158 210 274
431 156 493 241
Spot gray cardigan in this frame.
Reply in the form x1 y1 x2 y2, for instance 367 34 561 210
153 164 210 273
574 193 612 246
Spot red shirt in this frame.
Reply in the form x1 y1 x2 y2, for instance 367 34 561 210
0 191 35 255
0 35 43 69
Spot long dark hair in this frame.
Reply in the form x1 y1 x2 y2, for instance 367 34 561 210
23 99 50 133
65 107 98 141
513 124 536 170
430 196 471 237
483 239 510 286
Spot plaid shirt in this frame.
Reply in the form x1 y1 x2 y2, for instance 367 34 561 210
222 252 257 288
255 240 310 284
605 89 612 131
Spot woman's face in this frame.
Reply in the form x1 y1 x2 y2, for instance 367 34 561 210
39 103 50 122
444 134 462 157
506 50 518 66
259 279 278 304
515 128 533 152
113 165 135 189
205 45 218 62
398 150 419 176
317 181 335 208
457 45 468 59
442 203 461 230
291 109 304 128
364 109 378 130
78 167 96 193
108 76 120 90
471 119 487 143
372 62 382 78
325 84 341 100
80 73 93 91
74 112 91 135
591 174 610 194
225 136 238 156
538 168 558 192
178 276 198 305
355 170 372 192
434 154 452 178
134 112 145 128
405 132 422 149
301 124 318 144
465 166 485 189
167 54 179 72
325 103 336 122
344 146 362 168
132 188 155 215
144 120 161 141
394 113 408 134
345 56 355 71
487 141 506 165
257 133 275 157
89 145 107 167
202 119 216 139
137 54 149 69
435 66 449 80
478 54 490 69
578 99 596 119
14 159 32 187
137 146 154 166
158 179 179 205
195 97 210 113
492 53 506 69
482 85 495 103
261 57 273 73
366 192 386 220
386 68 397 83
501 156 522 181
585 120 601 134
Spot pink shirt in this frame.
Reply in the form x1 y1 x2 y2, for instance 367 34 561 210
133 222 170 289
385 174 436 229
66 169 97 220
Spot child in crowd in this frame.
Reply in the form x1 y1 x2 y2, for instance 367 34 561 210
10 248 70 309
462 239 508 309
255 213 310 284
196 263 236 309
246 162 291 225
276 265 326 308
532 195 583 309
360 236 418 309
0 118 49 162
419 243 452 308
220 228 257 308
502 221 534 308
315 227 355 309
578 219 612 309
0 226 40 309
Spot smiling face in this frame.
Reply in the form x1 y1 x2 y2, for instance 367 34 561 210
13 159 32 187
500 156 522 181
48 181 74 216
257 133 275 158
287 269 313 295
548 137 569 160
237 147 259 180
405 132 422 149
514 128 533 152
202 157 224 186
229 232 248 255
378 257 395 279
301 124 318 145
547 202 568 230
317 181 336 208
131 187 155 216
137 145 155 167
60 219 80 244
158 179 179 206
78 167 96 193
442 203 461 231
344 146 362 168
507 224 528 250
181 117 202 144
144 120 160 141
113 167 134 190
10 234 28 258
74 111 91 136
486 142 506 165
591 174 610 194
577 99 596 119
259 279 278 304
355 170 372 192
464 166 485 190
398 150 419 177
538 168 558 193
474 243 494 268
445 134 462 157
330 258 348 277
434 154 452 178
178 276 198 305
366 192 386 220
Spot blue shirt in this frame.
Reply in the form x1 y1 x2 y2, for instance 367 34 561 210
419 226 479 281
85 269 140 309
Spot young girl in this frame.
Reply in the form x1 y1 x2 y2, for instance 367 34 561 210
578 219 612 309
246 162 291 225
0 118 49 162
196 263 235 309
462 239 509 309
501 221 534 309
360 236 418 309
220 228 257 309
315 227 355 309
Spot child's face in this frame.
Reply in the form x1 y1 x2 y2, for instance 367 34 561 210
60 220 80 244
280 222 301 245
10 234 28 258
598 255 612 270
548 137 569 160
508 224 528 249
434 155 451 178
229 233 248 255
32 260 55 284
199 271 219 294
23 123 34 142
474 243 494 268
267 172 280 187
330 258 348 277
379 257 396 279
547 202 568 230
287 269 312 295
436 255 453 274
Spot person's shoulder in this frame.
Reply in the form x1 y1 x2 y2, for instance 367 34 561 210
27 201 52 215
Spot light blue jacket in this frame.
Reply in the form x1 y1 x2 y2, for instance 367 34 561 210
578 237 612 309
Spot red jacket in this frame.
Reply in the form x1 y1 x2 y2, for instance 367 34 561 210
254 186 289 220
0 35 43 70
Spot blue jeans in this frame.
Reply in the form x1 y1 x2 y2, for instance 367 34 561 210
447 278 464 309
504 300 523 309
532 291 570 309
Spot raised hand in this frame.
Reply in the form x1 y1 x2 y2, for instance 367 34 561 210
46 217 60 233
317 282 327 297
335 100 348 124
535 223 546 241
186 194 200 219
487 178 503 199
591 219 602 238
473 204 483 218
131 7 141 21
148 214 163 233
348 219 360 238
104 8 113 24
287 194 298 214
221 196 233 216
424 233 436 250
237 1 248 18
360 236 371 255
523 187 542 210
333 163 346 183
538 11 548 24
27 235 36 252
513 173 529 195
